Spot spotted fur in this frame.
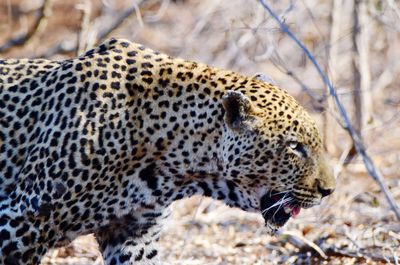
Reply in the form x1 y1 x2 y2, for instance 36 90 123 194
0 38 335 264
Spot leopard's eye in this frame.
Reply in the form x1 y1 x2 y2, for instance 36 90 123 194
288 141 308 158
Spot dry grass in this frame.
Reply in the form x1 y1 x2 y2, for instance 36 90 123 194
1 0 399 264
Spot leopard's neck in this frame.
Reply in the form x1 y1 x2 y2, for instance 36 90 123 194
120 59 253 209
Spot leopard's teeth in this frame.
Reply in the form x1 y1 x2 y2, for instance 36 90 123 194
284 205 291 214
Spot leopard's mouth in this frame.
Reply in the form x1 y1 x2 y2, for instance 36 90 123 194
260 191 301 234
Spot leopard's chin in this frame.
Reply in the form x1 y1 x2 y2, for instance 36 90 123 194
264 219 283 235
260 191 301 234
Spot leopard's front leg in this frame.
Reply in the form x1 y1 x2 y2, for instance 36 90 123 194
95 209 170 265
0 195 53 265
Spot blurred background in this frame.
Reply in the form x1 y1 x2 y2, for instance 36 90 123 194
1 0 399 264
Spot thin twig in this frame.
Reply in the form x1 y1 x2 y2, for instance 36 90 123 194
324 0 342 155
40 0 148 58
76 0 92 56
269 51 323 103
324 246 397 263
6 0 12 34
0 0 52 53
280 230 328 259
96 0 147 42
351 0 372 137
386 0 400 20
258 0 400 221
144 0 170 22
269 48 345 129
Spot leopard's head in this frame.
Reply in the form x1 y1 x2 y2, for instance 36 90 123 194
220 79 335 233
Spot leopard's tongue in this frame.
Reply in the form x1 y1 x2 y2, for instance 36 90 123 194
283 204 301 218
291 206 301 218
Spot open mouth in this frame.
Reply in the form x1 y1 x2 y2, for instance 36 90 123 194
260 191 301 232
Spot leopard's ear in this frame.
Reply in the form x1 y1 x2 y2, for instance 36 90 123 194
222 90 259 131
253 73 276 85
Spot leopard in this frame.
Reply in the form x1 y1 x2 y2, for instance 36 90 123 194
0 38 335 265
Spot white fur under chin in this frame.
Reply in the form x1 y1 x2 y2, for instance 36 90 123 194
264 220 281 235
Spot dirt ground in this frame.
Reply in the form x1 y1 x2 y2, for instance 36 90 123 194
1 0 399 264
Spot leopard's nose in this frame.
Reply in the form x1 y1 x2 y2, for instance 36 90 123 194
317 157 336 198
318 185 334 197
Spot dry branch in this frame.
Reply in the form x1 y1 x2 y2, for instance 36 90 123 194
40 0 147 58
387 0 400 20
352 0 372 136
270 52 323 103
323 246 397 263
285 232 398 263
324 0 342 155
258 0 400 221
280 231 327 259
0 0 53 53
76 0 92 56
96 0 147 43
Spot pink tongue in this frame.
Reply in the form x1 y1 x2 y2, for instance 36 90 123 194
291 207 301 217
